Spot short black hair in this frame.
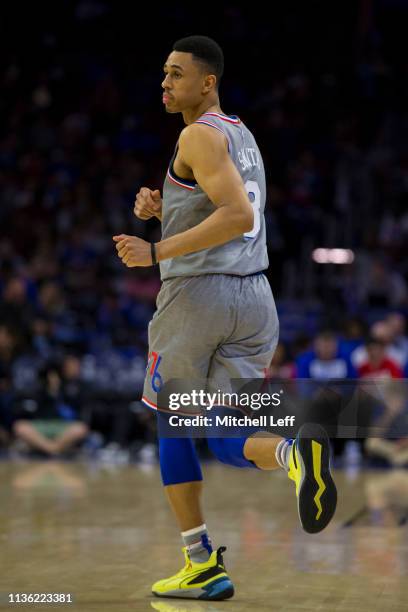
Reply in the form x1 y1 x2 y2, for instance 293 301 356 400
173 35 224 88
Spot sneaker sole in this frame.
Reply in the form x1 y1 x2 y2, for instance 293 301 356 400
152 577 234 601
295 422 337 534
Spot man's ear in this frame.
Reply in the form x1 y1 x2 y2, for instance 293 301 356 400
203 74 217 93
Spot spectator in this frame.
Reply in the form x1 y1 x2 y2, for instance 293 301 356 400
352 319 407 370
357 336 403 380
13 363 89 456
365 382 408 467
296 330 356 380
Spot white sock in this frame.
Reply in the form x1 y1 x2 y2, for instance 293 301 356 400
181 524 212 563
275 439 293 470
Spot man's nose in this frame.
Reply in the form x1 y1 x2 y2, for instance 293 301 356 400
162 74 172 89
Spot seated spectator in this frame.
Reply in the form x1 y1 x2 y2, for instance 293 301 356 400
352 319 407 370
357 336 403 379
13 363 89 456
364 470 408 526
296 329 356 380
365 382 408 467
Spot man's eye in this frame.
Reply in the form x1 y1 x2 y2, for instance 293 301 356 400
174 73 181 78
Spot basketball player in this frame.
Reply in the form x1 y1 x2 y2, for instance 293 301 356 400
113 35 337 601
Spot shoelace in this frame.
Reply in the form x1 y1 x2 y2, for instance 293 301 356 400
175 548 192 575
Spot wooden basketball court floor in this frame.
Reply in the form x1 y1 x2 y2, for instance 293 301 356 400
1 460 408 611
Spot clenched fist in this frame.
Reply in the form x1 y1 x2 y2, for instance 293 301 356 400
134 187 162 221
113 234 154 267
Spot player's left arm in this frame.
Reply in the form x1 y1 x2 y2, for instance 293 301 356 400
113 124 254 267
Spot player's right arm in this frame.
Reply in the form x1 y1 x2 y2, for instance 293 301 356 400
134 187 162 221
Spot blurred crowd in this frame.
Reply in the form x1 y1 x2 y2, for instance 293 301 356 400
1 2 408 464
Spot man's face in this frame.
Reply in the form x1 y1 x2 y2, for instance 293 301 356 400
315 335 337 361
161 51 209 113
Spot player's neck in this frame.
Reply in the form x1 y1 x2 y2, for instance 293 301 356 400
182 101 224 126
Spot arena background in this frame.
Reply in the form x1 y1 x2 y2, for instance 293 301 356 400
1 1 408 610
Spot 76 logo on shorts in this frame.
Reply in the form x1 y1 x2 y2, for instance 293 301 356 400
147 351 163 392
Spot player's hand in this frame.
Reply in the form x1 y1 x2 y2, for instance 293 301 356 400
134 187 162 220
112 234 154 267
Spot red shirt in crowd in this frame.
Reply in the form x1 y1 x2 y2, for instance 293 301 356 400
358 358 403 379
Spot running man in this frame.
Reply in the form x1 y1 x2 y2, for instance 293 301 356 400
113 35 337 601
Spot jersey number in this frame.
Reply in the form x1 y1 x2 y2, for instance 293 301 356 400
244 180 261 239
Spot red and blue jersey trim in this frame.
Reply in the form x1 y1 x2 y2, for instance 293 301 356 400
142 395 158 411
200 112 241 125
167 144 197 191
167 168 196 191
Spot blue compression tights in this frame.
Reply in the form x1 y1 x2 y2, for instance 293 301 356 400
159 437 257 486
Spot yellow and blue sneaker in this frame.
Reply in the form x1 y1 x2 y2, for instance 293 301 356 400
152 546 234 600
288 423 337 533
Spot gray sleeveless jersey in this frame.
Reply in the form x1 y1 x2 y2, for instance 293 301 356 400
159 111 268 280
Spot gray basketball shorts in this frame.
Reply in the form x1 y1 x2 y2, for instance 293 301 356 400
141 273 279 411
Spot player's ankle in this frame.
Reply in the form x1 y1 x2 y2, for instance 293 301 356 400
181 524 213 563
